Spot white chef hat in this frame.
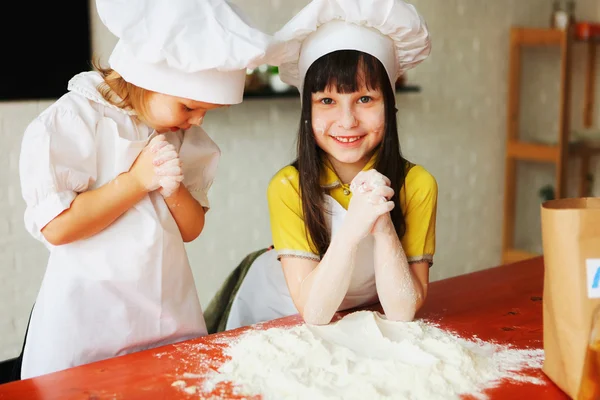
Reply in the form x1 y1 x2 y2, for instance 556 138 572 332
96 0 272 105
272 0 431 91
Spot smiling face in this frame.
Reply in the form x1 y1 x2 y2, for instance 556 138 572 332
301 50 392 177
311 76 385 169
144 93 224 133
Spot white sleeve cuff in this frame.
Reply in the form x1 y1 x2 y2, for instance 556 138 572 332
24 190 77 241
188 188 210 210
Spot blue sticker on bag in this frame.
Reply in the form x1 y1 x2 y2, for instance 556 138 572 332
587 259 600 299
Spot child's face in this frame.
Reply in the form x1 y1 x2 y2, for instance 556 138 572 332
144 92 224 133
311 82 385 167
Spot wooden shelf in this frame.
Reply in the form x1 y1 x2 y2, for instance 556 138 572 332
243 85 421 99
511 27 567 46
502 248 540 264
511 26 600 47
510 26 599 128
502 25 599 265
506 141 559 162
506 139 600 163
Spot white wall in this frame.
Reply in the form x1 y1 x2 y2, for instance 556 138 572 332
1 0 599 360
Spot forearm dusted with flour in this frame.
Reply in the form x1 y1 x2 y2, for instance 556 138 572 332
372 215 425 321
295 229 360 325
283 171 396 326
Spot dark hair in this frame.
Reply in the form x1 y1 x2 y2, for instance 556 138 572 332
295 50 407 257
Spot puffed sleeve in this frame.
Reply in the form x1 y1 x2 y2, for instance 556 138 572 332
401 165 438 266
268 166 320 261
19 108 97 242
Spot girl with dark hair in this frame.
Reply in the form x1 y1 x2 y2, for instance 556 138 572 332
206 0 437 332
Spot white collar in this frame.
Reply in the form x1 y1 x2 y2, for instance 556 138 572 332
67 71 137 116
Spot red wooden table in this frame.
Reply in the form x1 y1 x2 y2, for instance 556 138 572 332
0 257 570 400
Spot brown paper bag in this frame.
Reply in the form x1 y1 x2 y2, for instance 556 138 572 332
541 198 600 398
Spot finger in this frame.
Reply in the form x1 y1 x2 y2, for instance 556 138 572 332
350 170 391 192
365 169 390 188
371 174 391 188
160 157 182 168
350 171 369 193
156 167 183 177
148 134 166 145
351 170 368 184
368 193 386 205
351 182 369 194
155 143 177 157
350 182 367 194
157 143 176 153
155 159 182 176
375 201 395 214
148 138 169 153
373 186 395 200
153 150 178 166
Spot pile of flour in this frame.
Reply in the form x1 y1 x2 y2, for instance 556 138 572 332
202 311 545 400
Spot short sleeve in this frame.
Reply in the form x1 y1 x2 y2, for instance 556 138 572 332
267 166 319 261
175 127 220 209
401 165 438 266
19 109 97 242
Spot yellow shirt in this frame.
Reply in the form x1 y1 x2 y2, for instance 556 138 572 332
267 156 438 265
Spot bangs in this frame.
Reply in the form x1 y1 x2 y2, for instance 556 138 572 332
303 50 386 94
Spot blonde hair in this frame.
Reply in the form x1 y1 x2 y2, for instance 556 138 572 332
92 59 152 121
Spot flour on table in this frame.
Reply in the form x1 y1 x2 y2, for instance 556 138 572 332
202 311 545 400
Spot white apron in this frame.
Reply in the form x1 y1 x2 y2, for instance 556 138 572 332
21 85 209 378
226 195 378 330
